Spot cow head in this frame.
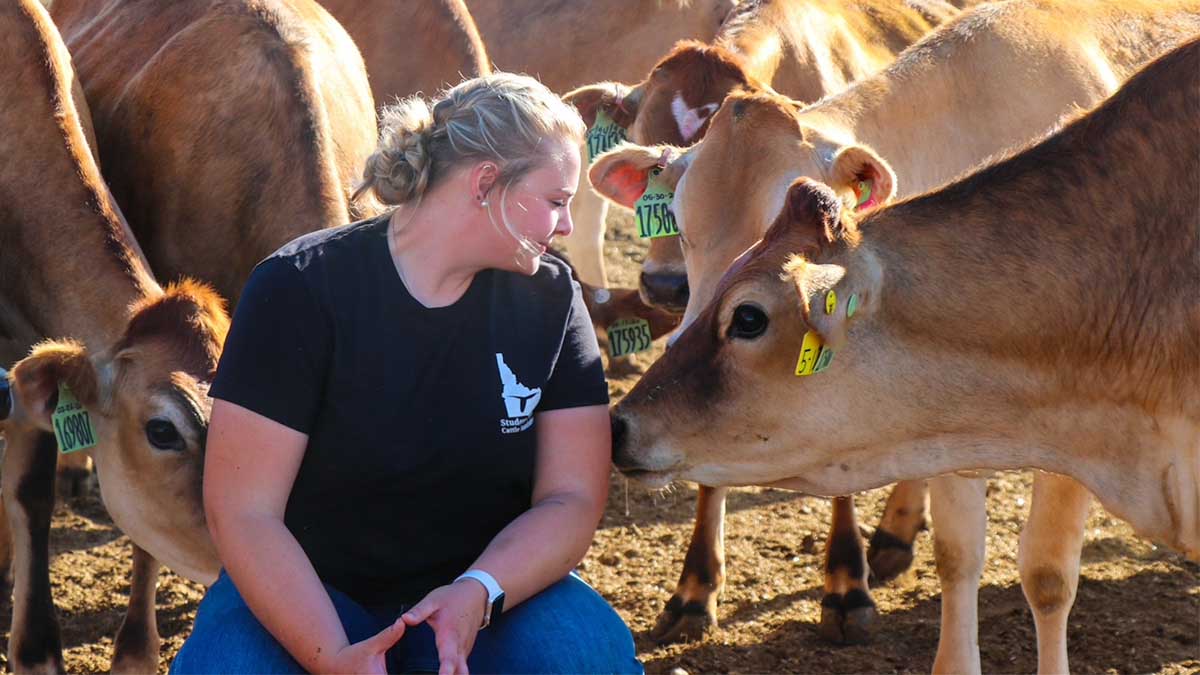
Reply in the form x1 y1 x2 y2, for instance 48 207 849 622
612 178 898 492
592 89 896 330
567 41 767 312
7 280 227 583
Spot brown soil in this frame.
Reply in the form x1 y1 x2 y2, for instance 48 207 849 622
2 214 1196 674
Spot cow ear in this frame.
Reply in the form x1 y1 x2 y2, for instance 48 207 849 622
830 145 896 211
9 340 99 430
776 180 879 351
563 81 641 128
588 143 688 208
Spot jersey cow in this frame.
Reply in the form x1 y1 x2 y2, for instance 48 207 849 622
467 0 738 289
566 0 960 646
319 0 491 106
50 0 378 304
592 0 1200 671
0 1 227 672
611 37 1200 672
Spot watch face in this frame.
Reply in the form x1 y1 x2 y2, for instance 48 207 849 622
492 592 505 620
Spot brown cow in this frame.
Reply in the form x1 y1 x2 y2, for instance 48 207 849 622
465 0 737 289
0 1 227 671
565 0 959 644
319 0 491 106
591 1 1200 669
50 0 378 304
611 38 1200 672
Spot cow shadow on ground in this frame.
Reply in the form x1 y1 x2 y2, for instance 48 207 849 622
638 567 1199 674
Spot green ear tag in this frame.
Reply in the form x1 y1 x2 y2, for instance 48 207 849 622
606 317 653 358
824 290 838 315
52 383 97 454
586 109 627 165
812 346 835 373
855 179 874 208
635 167 678 239
847 293 860 318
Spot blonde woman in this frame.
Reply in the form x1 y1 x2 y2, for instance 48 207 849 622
172 74 641 675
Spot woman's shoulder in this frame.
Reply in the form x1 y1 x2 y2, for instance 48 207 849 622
269 213 389 273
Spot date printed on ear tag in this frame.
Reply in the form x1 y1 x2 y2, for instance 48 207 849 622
607 317 653 358
636 168 678 239
586 109 627 165
795 330 835 376
52 383 97 454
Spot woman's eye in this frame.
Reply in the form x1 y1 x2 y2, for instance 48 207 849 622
550 199 568 208
728 303 769 340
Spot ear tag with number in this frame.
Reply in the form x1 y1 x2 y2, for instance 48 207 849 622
606 317 653 358
824 290 837 315
635 167 679 239
812 346 835 373
52 383 97 454
847 293 860 318
794 330 824 376
586 109 627 165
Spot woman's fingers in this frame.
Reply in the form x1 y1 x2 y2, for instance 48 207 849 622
402 599 436 626
363 618 407 653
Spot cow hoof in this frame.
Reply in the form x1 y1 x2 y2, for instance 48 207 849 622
867 528 916 583
649 595 716 644
818 589 876 645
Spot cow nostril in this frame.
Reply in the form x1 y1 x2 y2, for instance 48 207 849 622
610 414 629 463
639 271 690 309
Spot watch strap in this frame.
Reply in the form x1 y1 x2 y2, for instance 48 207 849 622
454 569 505 628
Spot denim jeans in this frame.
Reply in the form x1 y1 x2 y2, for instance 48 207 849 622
171 570 643 674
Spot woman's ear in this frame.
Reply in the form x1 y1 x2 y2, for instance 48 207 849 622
471 160 500 201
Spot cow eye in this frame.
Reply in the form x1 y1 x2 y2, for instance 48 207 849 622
145 418 185 451
729 303 769 339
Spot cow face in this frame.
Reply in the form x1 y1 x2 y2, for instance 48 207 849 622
612 179 894 493
7 281 227 583
568 42 764 311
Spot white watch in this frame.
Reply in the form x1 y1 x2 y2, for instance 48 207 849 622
454 569 506 628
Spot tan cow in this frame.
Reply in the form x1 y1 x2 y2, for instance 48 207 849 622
0 1 227 671
466 0 737 289
592 1 1200 671
564 0 959 645
319 0 491 106
50 0 378 304
610 38 1200 673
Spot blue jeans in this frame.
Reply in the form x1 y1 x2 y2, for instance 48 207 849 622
171 571 643 674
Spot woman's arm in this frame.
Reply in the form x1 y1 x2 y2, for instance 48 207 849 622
205 399 405 674
400 404 611 672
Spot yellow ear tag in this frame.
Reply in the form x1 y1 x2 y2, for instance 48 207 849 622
52 383 97 454
847 293 860 318
824 290 837 315
586 109 627 165
635 167 679 239
794 330 823 376
606 317 653 358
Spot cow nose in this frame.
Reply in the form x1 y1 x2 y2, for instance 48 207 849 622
610 414 631 467
639 271 689 313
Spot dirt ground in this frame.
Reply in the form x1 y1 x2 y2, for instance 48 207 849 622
2 214 1197 674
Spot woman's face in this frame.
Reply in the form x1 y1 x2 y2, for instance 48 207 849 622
491 137 580 274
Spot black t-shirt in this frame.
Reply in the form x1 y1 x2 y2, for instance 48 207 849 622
209 215 608 607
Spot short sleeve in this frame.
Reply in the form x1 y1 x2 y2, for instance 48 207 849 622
538 279 609 412
209 257 330 433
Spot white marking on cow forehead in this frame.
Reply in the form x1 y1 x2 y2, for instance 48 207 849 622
671 92 720 143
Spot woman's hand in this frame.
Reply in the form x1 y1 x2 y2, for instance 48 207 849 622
402 580 488 675
317 619 406 674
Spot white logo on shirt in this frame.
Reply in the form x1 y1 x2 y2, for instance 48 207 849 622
496 353 540 433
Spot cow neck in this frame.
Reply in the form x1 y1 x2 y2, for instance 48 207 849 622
2 3 160 354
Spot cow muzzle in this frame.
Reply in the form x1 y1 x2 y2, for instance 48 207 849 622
611 413 683 488
639 270 689 313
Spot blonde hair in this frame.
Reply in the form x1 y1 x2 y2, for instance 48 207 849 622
355 73 586 206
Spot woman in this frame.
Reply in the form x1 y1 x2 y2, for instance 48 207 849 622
172 74 641 674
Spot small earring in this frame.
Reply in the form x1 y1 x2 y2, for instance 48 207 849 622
480 200 489 207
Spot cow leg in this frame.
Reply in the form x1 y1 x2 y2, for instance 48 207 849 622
650 485 727 643
1019 473 1090 675
929 474 987 675
111 544 162 674
563 171 610 288
3 423 64 674
1 435 12 594
818 495 876 644
867 479 928 582
54 450 93 498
